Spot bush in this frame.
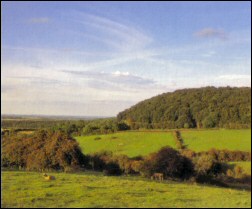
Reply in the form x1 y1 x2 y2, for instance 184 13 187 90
2 130 87 171
198 149 251 162
88 152 144 175
194 154 222 176
103 162 122 176
233 165 245 179
130 160 143 174
140 146 194 180
180 149 196 159
88 151 113 171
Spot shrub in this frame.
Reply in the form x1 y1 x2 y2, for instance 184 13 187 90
140 146 194 180
226 169 234 177
103 162 122 176
233 165 244 179
130 160 143 174
180 149 196 159
194 154 222 176
112 155 132 174
2 130 87 171
88 151 113 171
198 149 251 162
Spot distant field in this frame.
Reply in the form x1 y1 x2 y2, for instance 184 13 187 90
228 162 251 176
2 171 251 208
182 129 251 152
76 132 176 157
76 129 251 157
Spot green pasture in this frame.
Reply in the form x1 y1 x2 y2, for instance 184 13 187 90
75 132 176 157
76 129 251 157
1 171 251 208
182 129 251 152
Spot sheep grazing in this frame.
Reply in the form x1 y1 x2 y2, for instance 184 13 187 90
43 173 56 180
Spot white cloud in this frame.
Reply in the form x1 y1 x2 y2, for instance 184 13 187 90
112 71 130 76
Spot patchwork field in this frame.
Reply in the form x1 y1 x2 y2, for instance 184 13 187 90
2 171 251 208
76 129 251 157
182 129 251 152
76 132 177 157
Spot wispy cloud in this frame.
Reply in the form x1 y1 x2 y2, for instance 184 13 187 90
61 70 155 88
70 12 152 52
28 17 50 24
194 28 228 40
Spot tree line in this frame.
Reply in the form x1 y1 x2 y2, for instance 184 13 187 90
117 87 251 129
2 118 130 136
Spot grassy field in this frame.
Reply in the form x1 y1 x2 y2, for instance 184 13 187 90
76 129 251 157
2 171 251 208
76 132 176 157
229 162 251 176
182 129 251 152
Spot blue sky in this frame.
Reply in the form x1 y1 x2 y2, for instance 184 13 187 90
2 1 251 116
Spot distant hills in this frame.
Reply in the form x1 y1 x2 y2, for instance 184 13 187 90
117 87 251 129
1 114 110 121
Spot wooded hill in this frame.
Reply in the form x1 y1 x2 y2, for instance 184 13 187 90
117 87 251 129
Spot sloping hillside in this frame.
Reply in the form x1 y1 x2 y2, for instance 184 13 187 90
117 87 251 129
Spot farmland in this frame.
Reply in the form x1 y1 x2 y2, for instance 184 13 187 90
2 171 251 208
76 129 251 157
75 131 176 157
182 129 251 152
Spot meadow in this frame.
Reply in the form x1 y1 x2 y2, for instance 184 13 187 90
2 171 251 208
75 132 177 157
76 129 251 157
182 129 251 152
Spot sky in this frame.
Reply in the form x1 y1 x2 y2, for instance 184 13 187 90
1 1 251 116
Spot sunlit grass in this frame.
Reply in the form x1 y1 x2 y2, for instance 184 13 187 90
1 171 251 208
76 132 176 157
182 129 251 152
76 129 251 157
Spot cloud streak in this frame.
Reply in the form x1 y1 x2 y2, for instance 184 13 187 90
70 11 152 52
61 70 156 88
194 28 228 40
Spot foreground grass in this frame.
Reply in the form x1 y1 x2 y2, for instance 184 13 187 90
76 129 251 157
182 129 251 152
2 171 251 208
76 132 176 157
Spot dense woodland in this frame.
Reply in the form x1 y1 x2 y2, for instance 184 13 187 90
117 87 251 129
